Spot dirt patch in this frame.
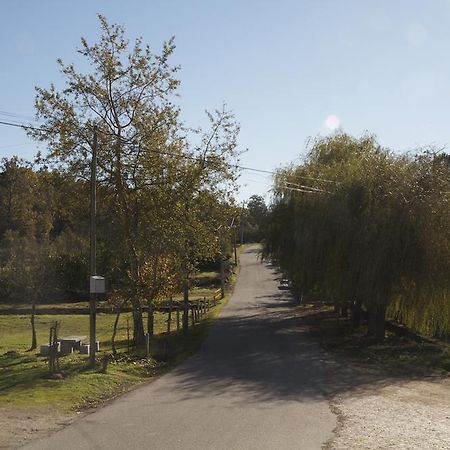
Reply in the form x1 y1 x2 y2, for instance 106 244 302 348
303 305 450 376
0 406 76 449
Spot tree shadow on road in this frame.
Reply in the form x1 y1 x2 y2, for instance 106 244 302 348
157 271 439 406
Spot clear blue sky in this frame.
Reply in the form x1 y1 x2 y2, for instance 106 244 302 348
1 0 450 202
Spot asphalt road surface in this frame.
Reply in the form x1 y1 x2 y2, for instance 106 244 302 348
24 247 336 450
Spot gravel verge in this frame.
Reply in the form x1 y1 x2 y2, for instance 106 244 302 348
328 377 450 449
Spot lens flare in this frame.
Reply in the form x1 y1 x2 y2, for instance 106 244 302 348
325 114 340 130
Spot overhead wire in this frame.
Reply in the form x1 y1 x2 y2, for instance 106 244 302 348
0 111 40 124
0 117 338 188
0 119 47 132
0 142 31 150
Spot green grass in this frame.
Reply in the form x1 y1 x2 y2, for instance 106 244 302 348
0 312 170 354
195 271 220 279
0 302 225 411
0 279 230 413
0 350 156 411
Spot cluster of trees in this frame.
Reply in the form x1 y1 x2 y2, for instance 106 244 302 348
264 134 450 340
0 158 89 304
1 16 240 346
240 195 268 243
0 158 92 349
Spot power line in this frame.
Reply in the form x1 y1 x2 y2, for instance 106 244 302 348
239 165 338 184
6 117 428 198
0 118 338 185
0 142 30 150
0 110 39 123
280 185 326 194
284 181 330 193
0 119 45 132
238 166 273 175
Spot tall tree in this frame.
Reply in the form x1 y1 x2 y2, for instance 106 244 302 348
30 15 239 344
265 134 450 341
242 194 267 242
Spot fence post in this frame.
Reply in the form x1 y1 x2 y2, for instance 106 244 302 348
48 321 59 375
48 324 53 374
176 309 180 331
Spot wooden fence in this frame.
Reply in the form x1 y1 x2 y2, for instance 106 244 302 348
0 293 224 316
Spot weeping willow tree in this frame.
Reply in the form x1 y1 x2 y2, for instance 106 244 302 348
265 134 450 340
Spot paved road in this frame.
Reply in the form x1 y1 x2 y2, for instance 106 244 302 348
25 247 336 450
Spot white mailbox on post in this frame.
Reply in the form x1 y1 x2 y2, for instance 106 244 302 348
90 276 106 294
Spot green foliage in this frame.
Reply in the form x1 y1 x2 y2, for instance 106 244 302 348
0 158 90 304
14 15 240 343
265 133 450 339
241 195 268 243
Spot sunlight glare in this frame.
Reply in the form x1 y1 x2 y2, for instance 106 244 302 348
325 114 340 131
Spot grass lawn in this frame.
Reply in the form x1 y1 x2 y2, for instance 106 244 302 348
195 271 220 279
0 244 259 415
0 276 230 413
0 311 170 354
0 304 226 411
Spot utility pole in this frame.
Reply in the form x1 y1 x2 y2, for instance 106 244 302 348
220 256 225 299
240 202 245 244
220 240 225 299
89 127 97 368
182 259 189 335
233 225 238 266
230 217 237 266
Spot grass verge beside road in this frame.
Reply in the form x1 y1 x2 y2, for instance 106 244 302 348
0 252 248 413
0 295 229 448
0 301 222 412
0 246 251 447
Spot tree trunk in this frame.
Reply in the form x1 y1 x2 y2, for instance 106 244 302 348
167 298 172 333
375 305 386 341
367 304 386 340
133 307 145 346
182 274 189 335
111 303 124 356
113 136 144 347
367 305 377 337
340 301 348 318
147 302 154 337
350 298 362 330
29 299 37 351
